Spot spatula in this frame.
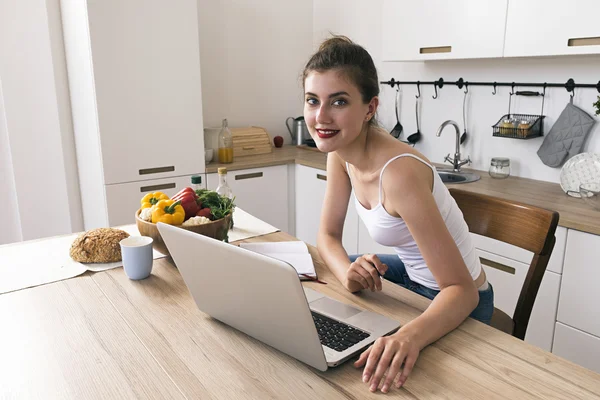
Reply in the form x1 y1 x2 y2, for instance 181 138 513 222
390 86 403 139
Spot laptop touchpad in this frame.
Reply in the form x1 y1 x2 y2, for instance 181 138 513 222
310 297 362 320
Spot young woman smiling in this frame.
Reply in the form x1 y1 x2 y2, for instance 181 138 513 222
303 36 494 394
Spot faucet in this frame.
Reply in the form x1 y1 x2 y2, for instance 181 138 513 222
436 120 471 172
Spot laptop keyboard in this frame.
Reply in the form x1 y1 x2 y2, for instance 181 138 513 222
311 311 370 352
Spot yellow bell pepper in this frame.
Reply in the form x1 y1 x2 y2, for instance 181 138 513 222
141 191 169 209
151 199 185 225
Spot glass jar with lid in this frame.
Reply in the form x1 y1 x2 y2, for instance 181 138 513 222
489 157 510 179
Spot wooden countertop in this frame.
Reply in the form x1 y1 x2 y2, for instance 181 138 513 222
2 230 599 399
207 145 600 235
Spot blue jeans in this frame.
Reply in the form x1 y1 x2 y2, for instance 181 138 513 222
349 254 494 325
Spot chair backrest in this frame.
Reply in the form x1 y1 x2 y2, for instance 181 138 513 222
449 188 559 339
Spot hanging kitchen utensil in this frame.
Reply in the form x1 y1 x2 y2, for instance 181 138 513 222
407 94 421 145
390 85 403 139
460 86 469 145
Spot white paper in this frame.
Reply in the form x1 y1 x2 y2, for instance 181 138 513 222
228 208 280 242
239 241 316 277
0 234 87 294
0 225 167 294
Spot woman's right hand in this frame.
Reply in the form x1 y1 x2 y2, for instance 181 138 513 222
344 254 388 293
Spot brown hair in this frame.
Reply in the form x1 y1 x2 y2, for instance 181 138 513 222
302 35 379 124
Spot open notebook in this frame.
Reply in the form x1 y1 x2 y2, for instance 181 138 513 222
239 241 317 280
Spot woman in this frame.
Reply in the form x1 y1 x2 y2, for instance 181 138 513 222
303 36 494 393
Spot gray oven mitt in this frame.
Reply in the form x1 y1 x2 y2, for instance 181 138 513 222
537 102 595 167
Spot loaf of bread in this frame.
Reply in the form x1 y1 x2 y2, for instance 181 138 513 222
70 228 130 263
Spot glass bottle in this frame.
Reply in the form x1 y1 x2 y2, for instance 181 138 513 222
217 118 234 163
215 167 233 198
191 175 203 191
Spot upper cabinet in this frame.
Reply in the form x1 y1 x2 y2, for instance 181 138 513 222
382 0 508 61
62 0 205 186
504 0 600 57
383 1 600 61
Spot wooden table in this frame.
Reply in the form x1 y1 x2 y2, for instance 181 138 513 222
1 231 599 399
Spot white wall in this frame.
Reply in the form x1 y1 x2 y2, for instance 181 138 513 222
0 0 82 243
313 0 600 183
197 0 314 144
0 78 23 245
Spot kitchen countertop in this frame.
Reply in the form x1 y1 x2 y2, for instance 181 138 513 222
207 145 600 235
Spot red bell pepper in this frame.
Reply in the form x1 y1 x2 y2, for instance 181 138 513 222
172 187 200 220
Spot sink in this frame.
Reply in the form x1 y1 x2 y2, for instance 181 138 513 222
437 170 480 184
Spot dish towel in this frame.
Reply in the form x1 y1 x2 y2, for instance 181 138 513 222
537 102 596 167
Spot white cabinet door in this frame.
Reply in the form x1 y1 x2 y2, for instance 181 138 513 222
557 230 600 337
525 270 561 352
553 322 600 374
208 166 288 232
105 175 203 227
382 0 508 61
505 1 600 57
476 248 560 350
85 0 205 184
294 165 358 254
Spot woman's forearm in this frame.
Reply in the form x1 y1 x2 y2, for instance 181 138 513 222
399 284 479 350
316 232 356 290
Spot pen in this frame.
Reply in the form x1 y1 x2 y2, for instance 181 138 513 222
300 274 327 285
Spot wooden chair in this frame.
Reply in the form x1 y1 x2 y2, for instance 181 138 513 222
449 188 559 340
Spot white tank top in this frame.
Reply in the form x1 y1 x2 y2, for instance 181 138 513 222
347 154 482 290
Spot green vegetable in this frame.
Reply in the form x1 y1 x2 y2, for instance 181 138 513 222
594 96 600 116
194 189 236 221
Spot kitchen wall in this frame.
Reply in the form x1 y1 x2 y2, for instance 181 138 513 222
197 0 314 143
313 0 600 183
0 0 82 244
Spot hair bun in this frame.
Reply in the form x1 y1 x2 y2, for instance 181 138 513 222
318 35 353 52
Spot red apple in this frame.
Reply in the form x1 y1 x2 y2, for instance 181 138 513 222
273 135 284 148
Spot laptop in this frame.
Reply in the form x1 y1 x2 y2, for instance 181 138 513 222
157 222 400 372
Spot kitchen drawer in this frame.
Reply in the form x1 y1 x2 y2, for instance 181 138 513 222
557 229 600 337
294 165 358 254
471 226 566 274
208 165 288 232
553 322 600 374
478 249 561 351
105 175 204 227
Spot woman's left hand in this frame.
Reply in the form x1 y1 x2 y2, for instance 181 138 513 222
354 330 420 393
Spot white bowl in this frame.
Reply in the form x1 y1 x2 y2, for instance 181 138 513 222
204 148 214 164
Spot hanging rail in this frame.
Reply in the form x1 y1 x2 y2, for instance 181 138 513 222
380 77 600 95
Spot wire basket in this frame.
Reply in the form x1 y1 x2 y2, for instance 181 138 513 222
492 89 546 139
492 113 545 139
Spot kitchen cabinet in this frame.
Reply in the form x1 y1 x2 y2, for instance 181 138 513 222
381 0 508 61
294 165 358 254
504 1 600 57
471 227 567 274
105 175 206 227
553 322 600 374
61 0 205 229
557 229 600 338
207 165 289 233
474 239 564 352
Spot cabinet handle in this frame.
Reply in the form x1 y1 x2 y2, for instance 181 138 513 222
139 166 175 175
316 174 327 181
568 36 600 47
140 183 176 193
242 146 255 150
235 172 263 180
479 257 515 275
420 46 452 54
